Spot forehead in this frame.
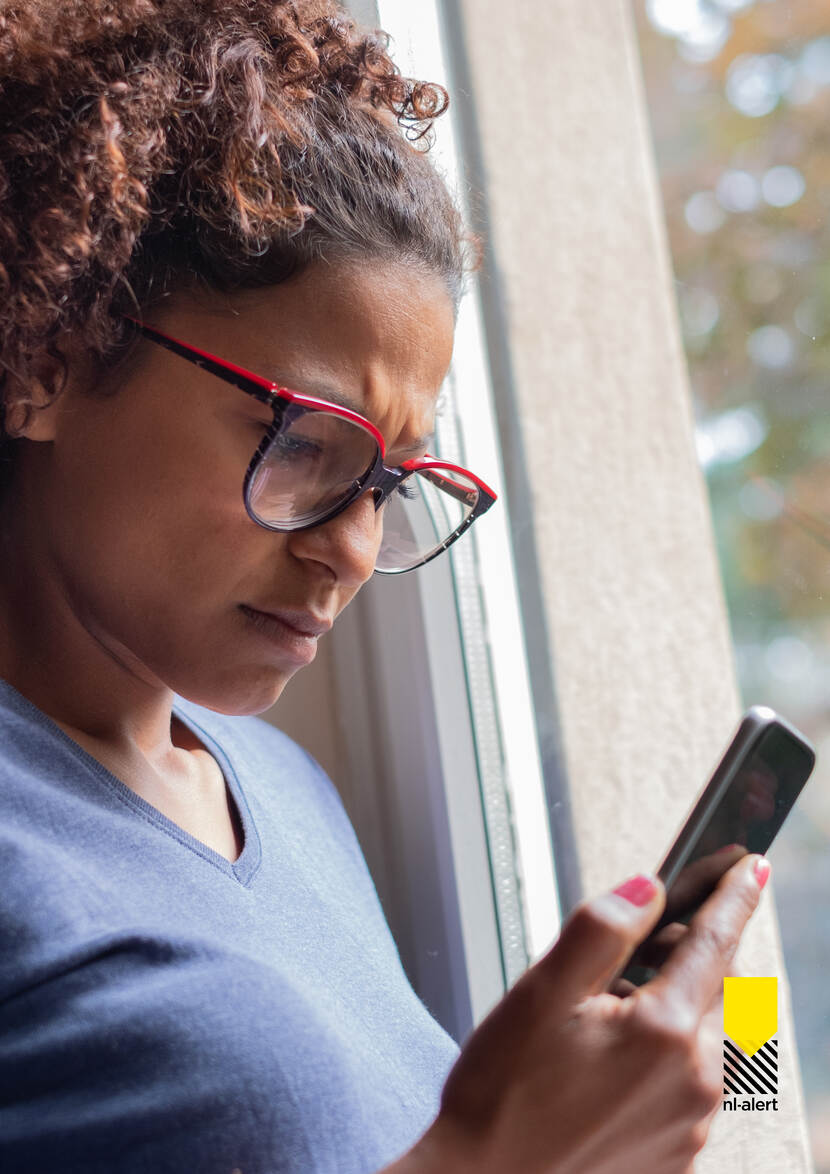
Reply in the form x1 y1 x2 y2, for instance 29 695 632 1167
166 260 456 455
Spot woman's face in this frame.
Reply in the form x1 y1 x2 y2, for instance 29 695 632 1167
11 260 455 714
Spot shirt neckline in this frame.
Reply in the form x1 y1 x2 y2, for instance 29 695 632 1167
170 698 263 885
0 678 263 886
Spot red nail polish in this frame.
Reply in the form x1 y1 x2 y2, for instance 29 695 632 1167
614 875 658 907
715 843 743 854
754 858 771 890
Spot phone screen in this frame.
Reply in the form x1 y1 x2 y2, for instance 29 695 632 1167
665 723 815 888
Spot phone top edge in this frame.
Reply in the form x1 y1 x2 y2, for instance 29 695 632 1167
747 705 817 763
744 704 778 723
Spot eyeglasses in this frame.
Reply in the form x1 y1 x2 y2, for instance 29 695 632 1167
125 319 497 574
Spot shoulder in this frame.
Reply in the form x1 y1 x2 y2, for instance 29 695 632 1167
0 682 78 805
0 680 56 758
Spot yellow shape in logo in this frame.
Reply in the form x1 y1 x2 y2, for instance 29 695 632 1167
724 977 777 1057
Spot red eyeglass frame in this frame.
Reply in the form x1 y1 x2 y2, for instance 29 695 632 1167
124 317 497 573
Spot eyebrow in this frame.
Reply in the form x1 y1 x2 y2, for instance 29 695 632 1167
286 378 434 455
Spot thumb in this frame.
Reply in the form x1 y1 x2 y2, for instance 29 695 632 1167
537 875 666 1005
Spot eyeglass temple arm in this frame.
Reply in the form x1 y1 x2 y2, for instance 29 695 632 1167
419 467 480 508
123 316 280 408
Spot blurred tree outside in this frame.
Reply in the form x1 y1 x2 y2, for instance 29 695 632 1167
633 1 830 1168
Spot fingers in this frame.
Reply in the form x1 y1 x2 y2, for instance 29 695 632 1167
537 875 666 1005
636 921 687 969
646 854 767 1019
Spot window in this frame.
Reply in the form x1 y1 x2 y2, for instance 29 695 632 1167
634 4 830 1167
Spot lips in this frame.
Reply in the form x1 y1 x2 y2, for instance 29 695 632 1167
240 605 333 637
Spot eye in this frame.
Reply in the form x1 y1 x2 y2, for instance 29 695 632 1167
266 432 324 463
375 479 418 512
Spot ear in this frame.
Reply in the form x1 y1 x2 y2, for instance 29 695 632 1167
3 348 70 442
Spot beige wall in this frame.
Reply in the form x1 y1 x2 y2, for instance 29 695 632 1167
450 0 811 1168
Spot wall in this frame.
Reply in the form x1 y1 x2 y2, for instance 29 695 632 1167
446 0 811 1167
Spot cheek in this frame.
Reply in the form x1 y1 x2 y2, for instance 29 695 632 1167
49 400 270 621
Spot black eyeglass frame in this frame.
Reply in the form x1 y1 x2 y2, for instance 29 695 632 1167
125 318 497 574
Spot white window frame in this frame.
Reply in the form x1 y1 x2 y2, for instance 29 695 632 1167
310 0 564 1039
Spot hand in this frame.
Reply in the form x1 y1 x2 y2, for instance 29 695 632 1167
386 854 767 1174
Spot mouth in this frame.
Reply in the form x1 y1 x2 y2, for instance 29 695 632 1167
247 606 333 636
238 604 333 665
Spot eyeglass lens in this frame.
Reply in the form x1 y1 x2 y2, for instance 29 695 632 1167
247 409 480 571
374 467 480 573
247 409 378 527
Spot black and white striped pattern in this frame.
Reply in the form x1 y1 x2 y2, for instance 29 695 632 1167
723 1038 778 1096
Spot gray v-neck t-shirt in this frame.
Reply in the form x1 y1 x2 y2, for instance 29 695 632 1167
0 680 458 1173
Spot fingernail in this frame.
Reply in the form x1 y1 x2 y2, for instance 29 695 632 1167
614 875 659 907
753 857 771 890
715 843 743 854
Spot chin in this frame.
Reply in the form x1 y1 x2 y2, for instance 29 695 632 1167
170 664 300 718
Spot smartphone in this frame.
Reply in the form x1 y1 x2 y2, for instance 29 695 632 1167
617 706 816 987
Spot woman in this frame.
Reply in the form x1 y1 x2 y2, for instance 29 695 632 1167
0 3 767 1172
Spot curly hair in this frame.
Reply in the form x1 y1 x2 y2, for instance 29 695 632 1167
0 0 468 492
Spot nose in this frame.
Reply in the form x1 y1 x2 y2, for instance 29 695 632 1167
285 490 382 587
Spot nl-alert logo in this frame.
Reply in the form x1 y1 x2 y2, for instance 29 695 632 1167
722 977 778 1112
